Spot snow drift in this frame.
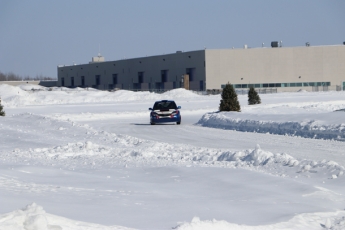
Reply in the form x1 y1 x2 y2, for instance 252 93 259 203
3 113 343 181
173 213 345 230
0 84 201 108
197 112 345 141
1 85 345 229
0 203 134 230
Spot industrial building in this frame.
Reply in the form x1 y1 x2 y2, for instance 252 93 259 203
57 42 345 92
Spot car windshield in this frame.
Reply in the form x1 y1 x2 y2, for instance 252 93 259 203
153 101 177 110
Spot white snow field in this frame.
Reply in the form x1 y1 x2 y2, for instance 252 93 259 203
0 84 345 230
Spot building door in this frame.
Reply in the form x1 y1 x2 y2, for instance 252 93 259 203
95 75 100 85
112 74 117 85
138 72 144 83
200 80 204 91
186 68 195 81
161 70 168 83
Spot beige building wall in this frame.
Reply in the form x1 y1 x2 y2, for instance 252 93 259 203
0 81 57 87
205 45 345 91
0 81 41 86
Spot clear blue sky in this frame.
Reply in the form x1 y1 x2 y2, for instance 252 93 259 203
0 0 344 78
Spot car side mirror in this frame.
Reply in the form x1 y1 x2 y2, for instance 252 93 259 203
149 108 153 110
177 106 181 109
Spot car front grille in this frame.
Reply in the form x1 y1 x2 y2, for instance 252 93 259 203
158 113 171 117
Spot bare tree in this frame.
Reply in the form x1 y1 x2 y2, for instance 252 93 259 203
0 72 6 81
0 71 56 81
7 72 21 81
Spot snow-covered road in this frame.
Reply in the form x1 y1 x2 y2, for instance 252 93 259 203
0 84 344 229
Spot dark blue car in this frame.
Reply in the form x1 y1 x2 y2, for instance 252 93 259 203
149 100 181 125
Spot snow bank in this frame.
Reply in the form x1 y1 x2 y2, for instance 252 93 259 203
18 84 48 91
0 203 135 230
0 84 201 107
2 204 343 230
174 212 345 230
5 114 343 181
197 112 345 141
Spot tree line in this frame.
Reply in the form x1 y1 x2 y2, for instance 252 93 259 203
0 71 56 81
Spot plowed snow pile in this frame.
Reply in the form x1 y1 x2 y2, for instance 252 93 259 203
0 203 134 230
197 111 345 141
0 84 202 108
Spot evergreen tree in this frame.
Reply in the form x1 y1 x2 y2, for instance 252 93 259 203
0 98 5 116
219 83 241 112
248 87 261 105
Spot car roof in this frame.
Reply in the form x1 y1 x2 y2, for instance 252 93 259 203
154 100 175 103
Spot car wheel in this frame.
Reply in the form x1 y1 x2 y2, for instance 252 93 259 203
151 122 155 125
177 121 181 125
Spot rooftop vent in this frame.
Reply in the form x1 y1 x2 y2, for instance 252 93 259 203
89 55 105 63
343 41 345 45
271 41 279 48
306 42 310 47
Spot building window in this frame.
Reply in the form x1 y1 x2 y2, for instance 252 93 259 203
199 81 204 91
225 81 331 89
186 68 195 81
161 70 168 83
95 75 100 85
112 74 117 84
138 72 144 84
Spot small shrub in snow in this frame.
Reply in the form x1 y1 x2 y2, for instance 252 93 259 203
219 83 241 112
0 98 5 116
248 87 261 105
